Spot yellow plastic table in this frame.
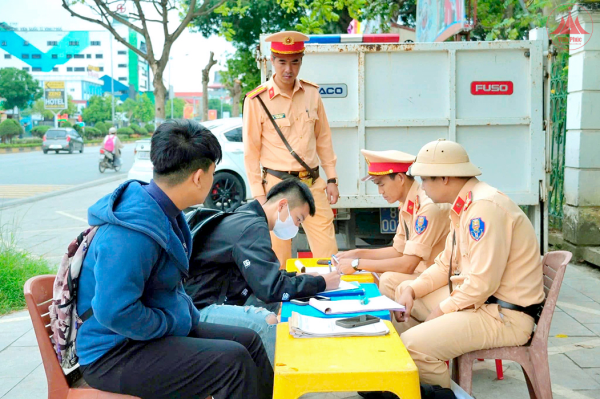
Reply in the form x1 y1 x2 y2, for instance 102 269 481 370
273 322 420 399
286 258 375 284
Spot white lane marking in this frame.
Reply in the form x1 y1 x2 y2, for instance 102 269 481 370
55 211 87 223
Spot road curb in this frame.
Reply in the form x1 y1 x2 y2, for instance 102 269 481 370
0 175 126 210
0 138 147 155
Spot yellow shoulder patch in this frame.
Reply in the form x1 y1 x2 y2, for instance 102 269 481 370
247 85 267 99
300 79 319 88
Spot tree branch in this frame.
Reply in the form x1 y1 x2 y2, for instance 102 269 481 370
132 0 157 62
92 0 145 35
193 0 228 18
61 0 149 61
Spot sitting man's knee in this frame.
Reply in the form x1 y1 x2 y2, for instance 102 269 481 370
265 313 278 325
395 280 413 301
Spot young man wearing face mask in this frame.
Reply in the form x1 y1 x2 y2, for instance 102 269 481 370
335 150 450 306
185 178 341 363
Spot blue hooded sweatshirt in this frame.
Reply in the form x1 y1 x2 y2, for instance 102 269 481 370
76 180 200 366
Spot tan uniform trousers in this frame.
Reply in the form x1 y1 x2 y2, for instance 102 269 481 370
263 173 338 266
378 271 422 301
392 281 448 334
401 302 535 388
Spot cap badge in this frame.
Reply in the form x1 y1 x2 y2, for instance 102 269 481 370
284 36 295 45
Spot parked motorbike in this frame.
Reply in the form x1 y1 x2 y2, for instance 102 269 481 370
99 148 121 173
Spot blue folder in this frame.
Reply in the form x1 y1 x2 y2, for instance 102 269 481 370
280 283 391 322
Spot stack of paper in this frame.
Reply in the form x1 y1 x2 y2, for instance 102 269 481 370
309 295 406 315
296 265 371 276
289 312 390 338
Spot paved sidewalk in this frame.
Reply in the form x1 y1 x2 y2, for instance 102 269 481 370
2 179 600 398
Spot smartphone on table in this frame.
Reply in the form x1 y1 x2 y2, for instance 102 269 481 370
335 315 380 328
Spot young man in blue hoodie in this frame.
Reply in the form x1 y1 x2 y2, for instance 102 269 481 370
76 119 274 399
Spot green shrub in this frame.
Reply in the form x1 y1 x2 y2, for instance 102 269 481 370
0 119 22 142
95 121 107 134
31 125 50 138
104 122 114 130
130 124 148 135
144 123 155 134
117 127 134 137
73 124 83 134
83 127 102 139
12 138 42 145
60 121 72 128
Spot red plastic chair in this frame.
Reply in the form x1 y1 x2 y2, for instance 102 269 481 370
456 251 572 398
24 275 139 399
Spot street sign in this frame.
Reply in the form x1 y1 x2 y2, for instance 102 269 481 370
44 81 67 110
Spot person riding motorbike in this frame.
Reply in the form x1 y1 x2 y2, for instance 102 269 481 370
102 127 124 167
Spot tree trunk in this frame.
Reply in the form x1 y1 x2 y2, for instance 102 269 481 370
152 64 167 123
202 52 217 121
231 79 242 117
337 7 354 33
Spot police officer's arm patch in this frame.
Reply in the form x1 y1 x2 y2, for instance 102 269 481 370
415 216 428 235
469 217 486 241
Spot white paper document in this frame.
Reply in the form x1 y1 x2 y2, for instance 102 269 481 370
289 312 390 338
295 264 371 276
309 295 406 315
318 280 362 294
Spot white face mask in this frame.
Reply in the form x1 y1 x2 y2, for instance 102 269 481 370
273 203 299 240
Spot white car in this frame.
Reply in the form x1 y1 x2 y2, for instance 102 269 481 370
127 118 252 211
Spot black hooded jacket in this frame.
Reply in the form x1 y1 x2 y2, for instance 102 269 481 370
184 200 326 309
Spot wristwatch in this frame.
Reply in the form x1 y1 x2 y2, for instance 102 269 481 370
327 178 338 185
351 258 360 271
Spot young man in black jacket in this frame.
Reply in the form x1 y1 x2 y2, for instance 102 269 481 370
185 179 341 363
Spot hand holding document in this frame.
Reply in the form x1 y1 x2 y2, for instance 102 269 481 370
289 312 390 338
309 295 406 315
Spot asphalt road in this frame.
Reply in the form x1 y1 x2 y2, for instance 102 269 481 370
0 143 137 186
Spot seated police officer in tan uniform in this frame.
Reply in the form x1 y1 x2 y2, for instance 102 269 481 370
334 150 450 301
395 139 545 388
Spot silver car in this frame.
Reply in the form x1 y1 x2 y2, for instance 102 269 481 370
42 128 85 154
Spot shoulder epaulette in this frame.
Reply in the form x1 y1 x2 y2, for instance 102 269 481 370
300 79 319 88
247 85 267 99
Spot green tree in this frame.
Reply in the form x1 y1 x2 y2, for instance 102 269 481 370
62 0 230 121
208 98 232 119
0 119 23 143
83 96 112 124
166 98 186 119
0 68 42 111
121 95 156 123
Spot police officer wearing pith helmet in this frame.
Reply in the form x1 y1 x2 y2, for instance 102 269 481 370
243 31 339 266
395 139 545 387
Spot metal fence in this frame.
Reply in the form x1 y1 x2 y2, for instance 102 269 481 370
548 51 569 230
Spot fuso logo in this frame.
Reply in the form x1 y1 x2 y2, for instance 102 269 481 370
471 81 514 95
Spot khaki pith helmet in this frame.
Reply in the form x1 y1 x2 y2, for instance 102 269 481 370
408 139 481 177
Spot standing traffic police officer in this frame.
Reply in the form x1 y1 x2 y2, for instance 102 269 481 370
396 139 545 388
243 31 339 265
